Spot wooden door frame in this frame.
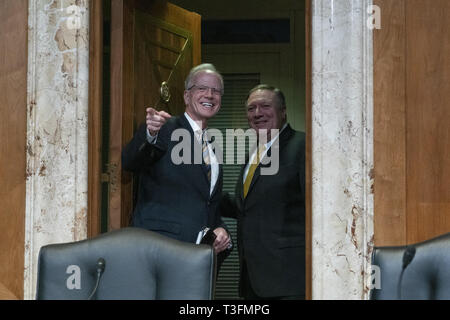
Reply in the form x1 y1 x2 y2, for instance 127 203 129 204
0 0 28 300
305 0 312 301
87 0 313 300
88 0 136 236
88 0 103 238
108 0 135 231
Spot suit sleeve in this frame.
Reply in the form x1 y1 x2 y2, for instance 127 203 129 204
219 192 238 219
213 194 232 231
121 123 166 173
215 202 234 267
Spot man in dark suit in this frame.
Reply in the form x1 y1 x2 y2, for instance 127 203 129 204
222 84 305 299
122 63 231 255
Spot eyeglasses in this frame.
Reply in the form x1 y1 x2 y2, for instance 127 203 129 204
188 85 223 96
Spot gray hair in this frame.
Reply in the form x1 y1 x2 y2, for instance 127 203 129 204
246 84 286 109
184 63 224 93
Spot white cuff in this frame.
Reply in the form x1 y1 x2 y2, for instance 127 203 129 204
146 129 158 144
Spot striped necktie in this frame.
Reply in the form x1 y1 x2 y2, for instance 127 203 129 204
243 144 266 198
202 131 211 182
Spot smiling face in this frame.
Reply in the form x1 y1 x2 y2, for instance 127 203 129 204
183 70 223 128
246 89 286 135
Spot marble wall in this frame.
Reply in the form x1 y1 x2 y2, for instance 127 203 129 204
22 0 375 300
25 0 89 299
311 0 374 299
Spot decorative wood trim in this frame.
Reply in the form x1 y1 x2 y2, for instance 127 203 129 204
88 0 104 238
305 0 312 301
0 0 28 300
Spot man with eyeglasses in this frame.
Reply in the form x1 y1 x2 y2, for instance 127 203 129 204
122 63 231 257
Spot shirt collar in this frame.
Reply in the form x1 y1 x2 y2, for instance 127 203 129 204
184 112 207 142
263 123 288 149
184 112 203 133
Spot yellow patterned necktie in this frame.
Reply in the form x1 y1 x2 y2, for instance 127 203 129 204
243 144 266 198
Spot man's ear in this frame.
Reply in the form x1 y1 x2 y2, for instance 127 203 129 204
183 90 190 105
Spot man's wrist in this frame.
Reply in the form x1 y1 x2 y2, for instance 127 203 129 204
146 129 158 144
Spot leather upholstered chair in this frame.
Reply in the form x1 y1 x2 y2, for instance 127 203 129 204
36 227 216 300
370 232 450 300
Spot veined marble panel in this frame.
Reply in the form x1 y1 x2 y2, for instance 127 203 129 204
25 0 89 299
311 0 374 299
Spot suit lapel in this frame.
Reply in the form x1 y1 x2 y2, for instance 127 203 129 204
243 124 295 200
177 115 211 197
236 161 246 208
210 164 223 198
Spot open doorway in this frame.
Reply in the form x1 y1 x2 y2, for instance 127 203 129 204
89 0 308 300
170 0 307 300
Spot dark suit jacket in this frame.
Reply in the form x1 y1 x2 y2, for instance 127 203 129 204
122 114 227 244
222 124 305 298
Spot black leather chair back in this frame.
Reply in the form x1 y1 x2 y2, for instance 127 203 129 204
36 227 216 300
370 232 450 300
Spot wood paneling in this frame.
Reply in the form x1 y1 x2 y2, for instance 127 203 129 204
88 0 104 237
373 0 407 246
133 10 195 120
0 0 28 300
406 0 450 243
374 0 450 246
109 0 134 230
0 281 18 300
135 0 201 67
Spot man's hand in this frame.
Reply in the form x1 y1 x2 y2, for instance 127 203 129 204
146 107 172 136
213 227 231 254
